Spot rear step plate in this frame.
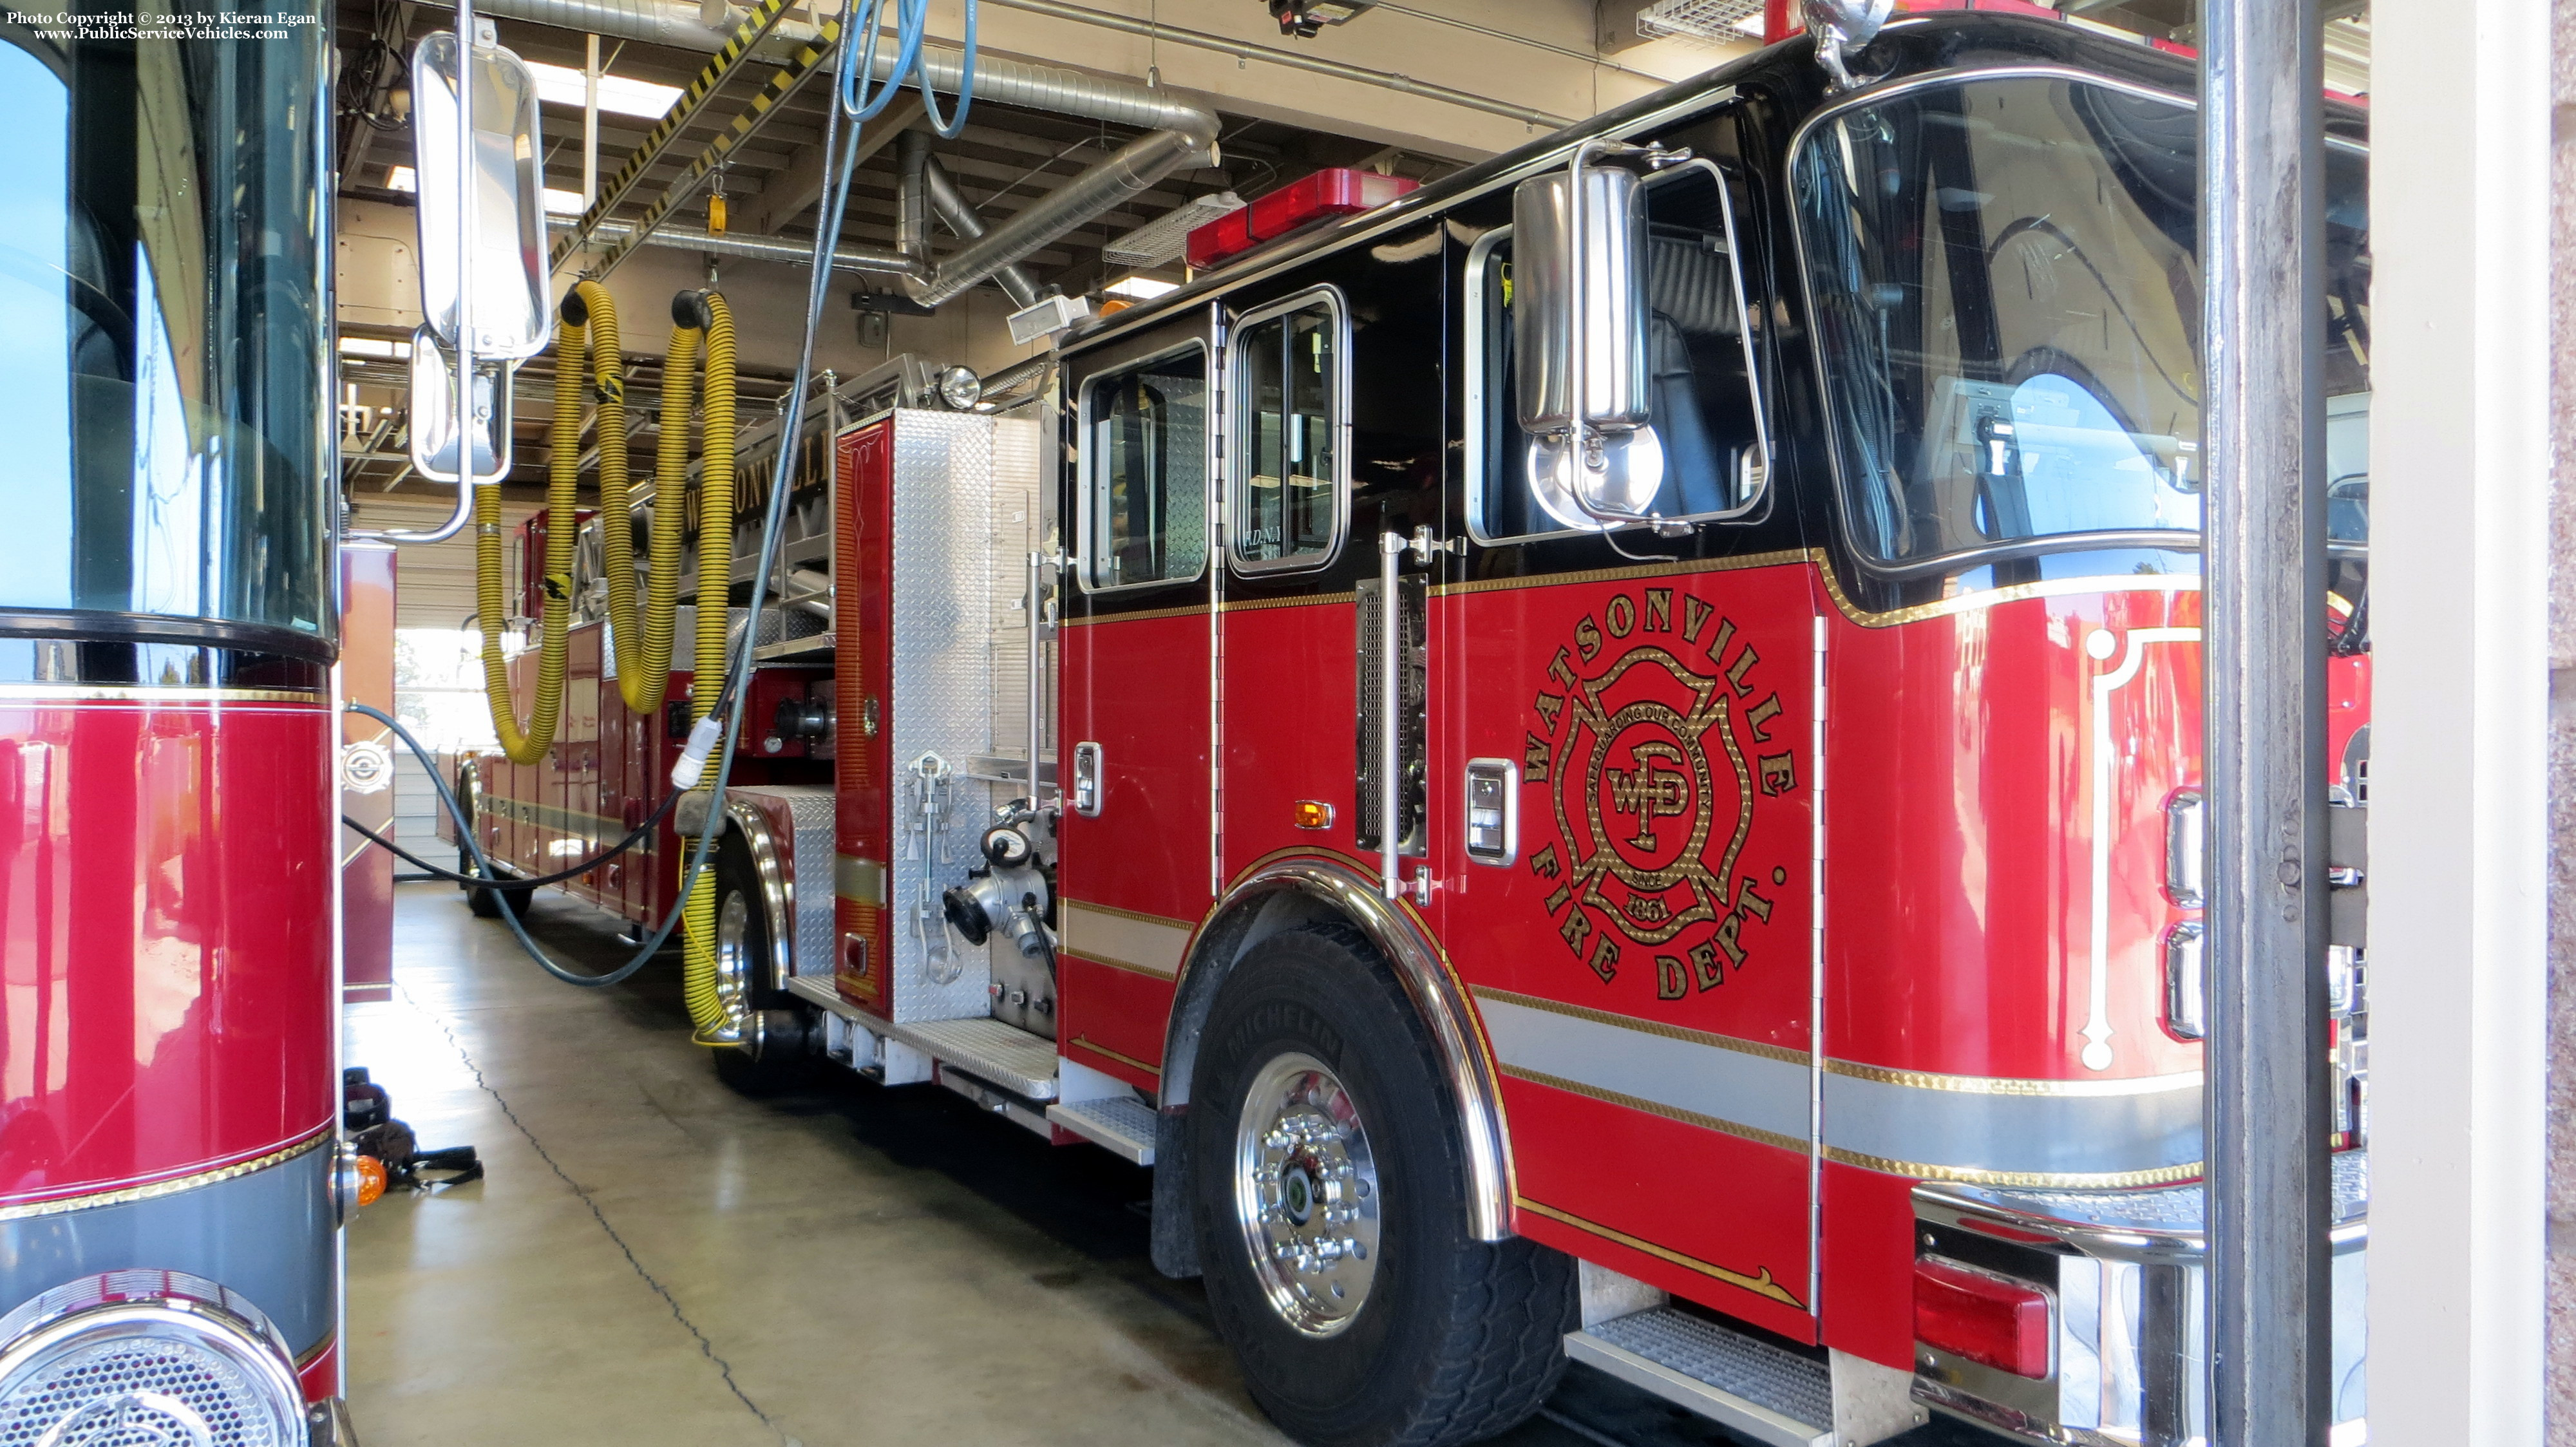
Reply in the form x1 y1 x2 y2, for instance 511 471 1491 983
1565 1307 1832 1447
878 1017 1059 1099
1045 1095 1157 1164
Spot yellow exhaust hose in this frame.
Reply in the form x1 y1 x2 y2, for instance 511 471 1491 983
681 290 740 1044
577 281 683 718
475 317 584 766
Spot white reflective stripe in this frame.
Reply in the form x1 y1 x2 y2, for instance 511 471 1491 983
1821 1069 2202 1180
1060 901 1189 978
1470 988 2206 1185
1473 991 1811 1146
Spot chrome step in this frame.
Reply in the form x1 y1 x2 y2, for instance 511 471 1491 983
1045 1095 1157 1164
878 1016 1059 1099
1566 1307 1833 1447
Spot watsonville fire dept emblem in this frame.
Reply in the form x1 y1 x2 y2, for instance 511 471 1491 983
1524 588 1798 999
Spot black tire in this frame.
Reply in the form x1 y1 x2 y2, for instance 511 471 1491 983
459 844 518 911
1190 920 1574 1447
709 831 814 1095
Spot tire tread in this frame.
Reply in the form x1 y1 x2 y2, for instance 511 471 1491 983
1218 918 1572 1447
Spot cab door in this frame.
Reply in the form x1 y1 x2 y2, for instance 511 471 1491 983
1213 227 1451 902
1427 156 1826 1343
1054 310 1220 1088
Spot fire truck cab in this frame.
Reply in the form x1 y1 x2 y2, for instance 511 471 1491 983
453 12 2374 1446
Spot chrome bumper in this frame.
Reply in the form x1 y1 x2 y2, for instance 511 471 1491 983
310 1395 361 1446
1911 1149 2367 1447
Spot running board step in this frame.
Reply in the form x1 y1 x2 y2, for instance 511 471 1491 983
1045 1095 1157 1165
881 1017 1060 1099
773 983 1061 1100
1565 1308 1833 1447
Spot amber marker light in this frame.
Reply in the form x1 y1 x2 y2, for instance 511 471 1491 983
355 1156 388 1209
1293 800 1335 831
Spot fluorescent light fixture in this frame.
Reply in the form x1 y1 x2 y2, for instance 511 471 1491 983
337 337 415 359
386 165 416 191
522 59 683 120
1105 276 1178 301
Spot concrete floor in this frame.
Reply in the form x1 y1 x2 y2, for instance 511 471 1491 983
346 882 1990 1447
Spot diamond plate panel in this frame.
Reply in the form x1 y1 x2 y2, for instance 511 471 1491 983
884 410 1045 1025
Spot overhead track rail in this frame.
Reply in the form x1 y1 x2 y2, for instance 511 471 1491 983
489 0 1223 306
549 0 837 278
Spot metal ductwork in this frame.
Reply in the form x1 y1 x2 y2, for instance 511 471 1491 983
895 130 936 271
898 129 1045 308
484 0 1220 310
905 123 1212 307
475 0 1217 134
921 156 1045 310
551 216 922 279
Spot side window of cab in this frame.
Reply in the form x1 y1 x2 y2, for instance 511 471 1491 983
1228 288 1349 573
1081 345 1210 591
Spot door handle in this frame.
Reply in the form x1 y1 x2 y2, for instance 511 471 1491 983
1071 741 1104 817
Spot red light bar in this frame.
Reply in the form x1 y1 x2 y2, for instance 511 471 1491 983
1914 1256 2052 1379
1186 167 1422 272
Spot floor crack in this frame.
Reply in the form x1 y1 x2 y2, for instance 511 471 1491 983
393 984 795 1445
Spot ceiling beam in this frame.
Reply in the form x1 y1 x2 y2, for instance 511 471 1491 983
750 97 924 235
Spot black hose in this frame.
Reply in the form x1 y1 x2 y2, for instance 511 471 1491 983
350 701 721 988
343 784 681 887
344 22 877 999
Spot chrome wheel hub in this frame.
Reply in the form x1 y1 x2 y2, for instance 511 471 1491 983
711 891 757 1050
1232 1052 1381 1337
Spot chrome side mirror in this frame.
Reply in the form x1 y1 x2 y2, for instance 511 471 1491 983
1512 144 1670 531
1801 0 1893 90
412 25 550 360
406 326 515 484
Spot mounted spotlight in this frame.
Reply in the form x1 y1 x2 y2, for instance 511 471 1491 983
1265 0 1377 38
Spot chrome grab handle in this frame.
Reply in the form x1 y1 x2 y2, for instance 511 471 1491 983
1379 530 1406 901
1027 548 1048 811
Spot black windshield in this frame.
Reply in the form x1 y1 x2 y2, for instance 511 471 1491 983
1792 73 2371 576
0 5 334 641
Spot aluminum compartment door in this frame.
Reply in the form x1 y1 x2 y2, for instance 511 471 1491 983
1056 310 1219 1089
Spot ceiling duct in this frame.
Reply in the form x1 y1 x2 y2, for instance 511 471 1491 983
478 0 1220 307
1104 192 1244 268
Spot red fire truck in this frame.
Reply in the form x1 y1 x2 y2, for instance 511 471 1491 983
0 4 361 1442
452 10 2375 1445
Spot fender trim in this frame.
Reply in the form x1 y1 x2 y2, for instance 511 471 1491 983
1168 856 1514 1242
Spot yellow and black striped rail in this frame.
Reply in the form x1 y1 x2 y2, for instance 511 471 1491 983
549 0 825 274
579 17 851 281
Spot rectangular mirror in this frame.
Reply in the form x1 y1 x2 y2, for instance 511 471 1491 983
1511 164 1652 439
412 29 551 361
408 329 514 484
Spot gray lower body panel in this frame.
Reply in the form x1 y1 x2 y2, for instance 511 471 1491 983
0 1137 336 1356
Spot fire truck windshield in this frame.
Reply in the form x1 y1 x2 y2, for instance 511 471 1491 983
0 9 334 643
1792 71 2371 578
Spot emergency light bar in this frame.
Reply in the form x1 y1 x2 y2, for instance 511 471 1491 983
1185 167 1422 272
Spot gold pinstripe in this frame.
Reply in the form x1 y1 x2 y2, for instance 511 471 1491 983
1431 546 2200 630
0 1130 332 1222
1514 1196 1804 1308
